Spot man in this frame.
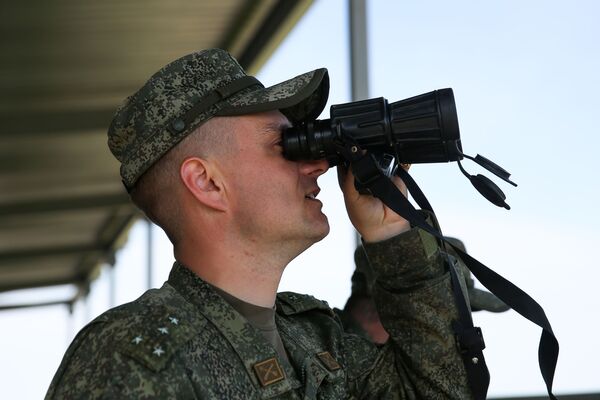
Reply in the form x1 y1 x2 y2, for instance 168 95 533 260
46 49 473 399
337 238 509 344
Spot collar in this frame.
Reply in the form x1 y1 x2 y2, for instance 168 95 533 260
168 262 301 395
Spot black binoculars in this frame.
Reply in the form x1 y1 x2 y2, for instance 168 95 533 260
282 89 462 167
282 89 516 209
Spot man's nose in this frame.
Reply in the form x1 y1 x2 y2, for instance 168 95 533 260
298 158 329 177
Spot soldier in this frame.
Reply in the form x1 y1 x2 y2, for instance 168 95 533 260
337 238 509 344
46 49 474 399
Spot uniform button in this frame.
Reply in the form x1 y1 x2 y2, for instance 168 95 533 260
171 118 186 132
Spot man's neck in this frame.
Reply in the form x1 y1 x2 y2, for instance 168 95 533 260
174 237 298 308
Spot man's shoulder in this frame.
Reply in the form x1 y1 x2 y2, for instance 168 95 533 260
46 284 207 399
68 283 207 371
276 291 336 317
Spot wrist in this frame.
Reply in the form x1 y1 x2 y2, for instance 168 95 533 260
360 220 411 243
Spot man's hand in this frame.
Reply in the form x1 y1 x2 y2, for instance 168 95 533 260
338 164 411 243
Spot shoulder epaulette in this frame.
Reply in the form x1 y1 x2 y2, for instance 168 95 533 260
113 284 207 372
276 291 334 317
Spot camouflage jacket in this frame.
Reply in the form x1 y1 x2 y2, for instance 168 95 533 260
46 227 472 399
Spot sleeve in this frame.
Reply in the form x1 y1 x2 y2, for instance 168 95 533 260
349 221 474 399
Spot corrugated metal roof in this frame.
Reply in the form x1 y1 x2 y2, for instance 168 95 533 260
0 0 313 301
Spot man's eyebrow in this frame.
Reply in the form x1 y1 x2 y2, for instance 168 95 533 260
261 121 292 135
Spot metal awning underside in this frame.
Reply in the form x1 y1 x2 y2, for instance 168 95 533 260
0 0 313 298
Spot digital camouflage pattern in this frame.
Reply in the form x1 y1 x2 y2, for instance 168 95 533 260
46 227 473 399
107 49 329 190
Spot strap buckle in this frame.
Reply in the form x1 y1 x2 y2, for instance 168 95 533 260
454 322 486 354
352 153 386 194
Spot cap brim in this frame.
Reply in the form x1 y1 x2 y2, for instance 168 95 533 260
216 68 329 123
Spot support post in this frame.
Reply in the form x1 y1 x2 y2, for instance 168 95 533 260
349 0 370 245
147 219 153 290
349 0 369 101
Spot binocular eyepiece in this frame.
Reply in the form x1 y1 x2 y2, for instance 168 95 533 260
282 89 463 167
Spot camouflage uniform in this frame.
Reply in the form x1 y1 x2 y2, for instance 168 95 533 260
46 228 472 399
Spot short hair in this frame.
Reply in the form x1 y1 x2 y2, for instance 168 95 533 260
129 116 236 244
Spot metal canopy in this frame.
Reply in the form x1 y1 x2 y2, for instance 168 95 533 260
0 0 313 298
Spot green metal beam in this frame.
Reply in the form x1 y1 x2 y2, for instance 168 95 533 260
0 244 105 263
0 108 116 136
0 193 132 217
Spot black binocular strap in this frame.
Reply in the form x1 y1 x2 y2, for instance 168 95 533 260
351 154 559 400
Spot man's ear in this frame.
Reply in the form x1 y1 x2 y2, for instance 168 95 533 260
180 157 227 211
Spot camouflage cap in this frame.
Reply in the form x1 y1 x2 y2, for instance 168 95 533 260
108 48 330 190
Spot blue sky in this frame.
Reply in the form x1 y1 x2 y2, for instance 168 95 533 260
1 0 599 398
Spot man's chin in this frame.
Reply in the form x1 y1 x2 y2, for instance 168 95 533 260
293 224 330 258
312 219 330 243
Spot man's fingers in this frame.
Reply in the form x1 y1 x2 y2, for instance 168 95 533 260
336 164 349 189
